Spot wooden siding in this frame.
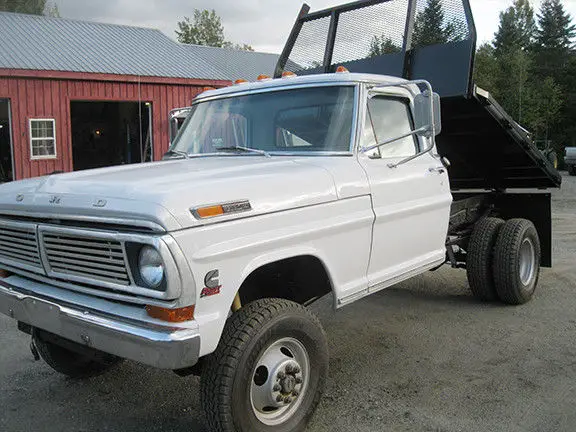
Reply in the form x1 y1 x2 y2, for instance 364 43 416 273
0 70 228 180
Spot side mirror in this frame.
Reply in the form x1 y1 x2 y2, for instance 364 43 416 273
414 92 442 137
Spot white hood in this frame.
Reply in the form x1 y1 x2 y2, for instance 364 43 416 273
0 157 338 231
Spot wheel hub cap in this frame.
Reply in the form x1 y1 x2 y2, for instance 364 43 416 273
519 238 536 286
250 337 309 426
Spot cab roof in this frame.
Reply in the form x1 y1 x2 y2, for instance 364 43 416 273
195 72 408 100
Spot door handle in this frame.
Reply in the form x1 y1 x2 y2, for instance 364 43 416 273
428 166 446 174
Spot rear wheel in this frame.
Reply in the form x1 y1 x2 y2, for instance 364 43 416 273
493 219 541 305
466 217 504 301
33 330 122 378
201 298 328 432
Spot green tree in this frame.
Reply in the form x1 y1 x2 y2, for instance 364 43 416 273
532 0 576 150
411 0 455 47
175 9 253 51
474 43 498 92
0 0 46 15
368 35 400 57
533 0 575 74
493 0 535 55
523 77 563 139
45 2 59 17
0 0 60 16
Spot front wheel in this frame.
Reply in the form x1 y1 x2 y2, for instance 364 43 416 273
33 330 122 379
201 298 328 432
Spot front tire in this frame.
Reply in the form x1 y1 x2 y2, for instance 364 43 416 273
33 330 122 378
493 219 541 305
201 298 328 432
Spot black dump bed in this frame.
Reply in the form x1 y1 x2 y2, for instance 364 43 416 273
275 0 562 190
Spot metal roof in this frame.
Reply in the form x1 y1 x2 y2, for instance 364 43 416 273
0 12 279 82
179 44 280 82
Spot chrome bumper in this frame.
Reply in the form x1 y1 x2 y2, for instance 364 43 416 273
0 278 200 370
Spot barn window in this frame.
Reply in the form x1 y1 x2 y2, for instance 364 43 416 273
29 119 56 159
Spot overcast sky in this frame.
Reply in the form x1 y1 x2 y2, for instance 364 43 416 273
55 0 576 53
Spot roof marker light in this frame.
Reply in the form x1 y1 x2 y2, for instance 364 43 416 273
257 74 271 81
336 66 349 73
282 71 297 78
235 79 249 85
202 86 216 92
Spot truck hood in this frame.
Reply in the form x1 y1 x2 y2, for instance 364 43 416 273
0 157 338 231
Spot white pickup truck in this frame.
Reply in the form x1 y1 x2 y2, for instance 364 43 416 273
0 1 562 431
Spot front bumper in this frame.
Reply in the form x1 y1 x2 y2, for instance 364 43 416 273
0 277 200 370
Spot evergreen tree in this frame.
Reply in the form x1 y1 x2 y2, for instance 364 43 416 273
493 0 535 55
368 35 401 57
533 0 575 73
474 43 499 93
533 0 576 151
412 0 455 47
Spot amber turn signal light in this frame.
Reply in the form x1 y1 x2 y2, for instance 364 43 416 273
195 205 225 218
257 74 271 81
282 71 297 78
146 305 195 323
335 66 349 73
235 79 249 84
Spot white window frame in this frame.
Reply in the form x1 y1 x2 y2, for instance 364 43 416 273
29 118 57 160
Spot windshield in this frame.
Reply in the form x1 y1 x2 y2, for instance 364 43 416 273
170 86 356 156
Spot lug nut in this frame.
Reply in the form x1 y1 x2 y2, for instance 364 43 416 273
295 377 303 384
273 384 281 392
285 364 293 374
292 389 299 397
284 396 292 404
277 371 286 380
276 394 283 402
293 365 301 374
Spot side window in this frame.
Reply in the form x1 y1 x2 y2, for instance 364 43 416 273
366 97 418 159
29 119 56 159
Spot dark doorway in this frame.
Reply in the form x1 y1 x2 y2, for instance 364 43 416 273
0 99 14 182
70 101 152 171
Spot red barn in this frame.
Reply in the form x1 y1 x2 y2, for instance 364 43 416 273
0 12 279 182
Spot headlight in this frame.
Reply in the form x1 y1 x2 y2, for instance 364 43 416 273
138 246 165 289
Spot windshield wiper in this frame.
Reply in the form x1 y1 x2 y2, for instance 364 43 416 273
215 146 271 158
165 149 190 159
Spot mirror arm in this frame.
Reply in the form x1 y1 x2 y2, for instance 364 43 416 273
360 126 429 154
387 140 435 169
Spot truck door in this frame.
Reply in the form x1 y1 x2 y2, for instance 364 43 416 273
358 91 452 289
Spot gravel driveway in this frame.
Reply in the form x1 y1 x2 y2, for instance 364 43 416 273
1 173 575 432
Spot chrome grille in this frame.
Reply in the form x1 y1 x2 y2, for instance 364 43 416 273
42 233 130 286
0 222 42 272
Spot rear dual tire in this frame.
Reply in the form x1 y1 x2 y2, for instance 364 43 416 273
467 218 541 305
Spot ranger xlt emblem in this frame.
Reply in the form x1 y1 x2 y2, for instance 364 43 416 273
48 195 61 204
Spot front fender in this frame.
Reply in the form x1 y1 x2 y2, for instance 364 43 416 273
171 196 373 356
